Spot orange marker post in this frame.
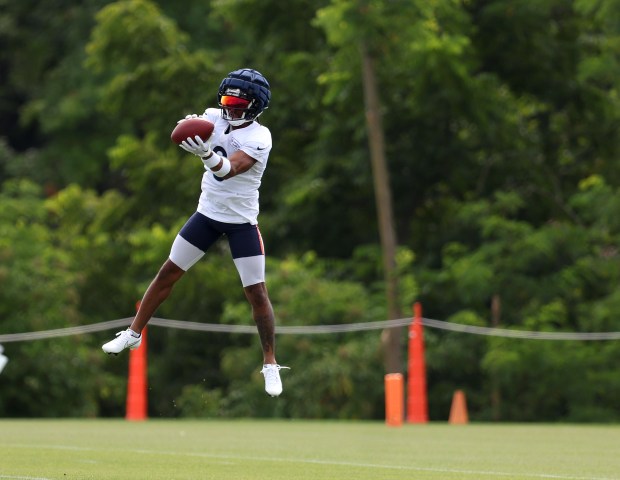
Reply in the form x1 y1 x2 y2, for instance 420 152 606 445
385 373 404 427
407 302 428 423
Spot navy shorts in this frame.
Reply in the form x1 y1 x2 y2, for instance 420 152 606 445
179 212 264 258
169 212 265 286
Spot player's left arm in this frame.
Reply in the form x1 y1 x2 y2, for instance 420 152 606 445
183 136 260 179
211 149 256 179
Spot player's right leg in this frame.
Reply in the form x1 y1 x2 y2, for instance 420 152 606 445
102 260 186 355
102 212 220 355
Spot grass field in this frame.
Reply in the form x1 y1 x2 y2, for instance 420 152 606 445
0 419 618 480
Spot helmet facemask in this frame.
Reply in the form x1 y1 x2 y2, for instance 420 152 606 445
219 88 259 126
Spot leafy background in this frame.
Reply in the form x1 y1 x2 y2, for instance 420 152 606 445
0 0 619 421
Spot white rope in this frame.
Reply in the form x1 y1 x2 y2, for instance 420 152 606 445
150 317 413 334
0 318 134 342
0 316 619 343
421 318 620 340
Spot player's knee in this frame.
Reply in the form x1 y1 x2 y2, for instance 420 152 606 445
156 260 184 285
244 282 270 307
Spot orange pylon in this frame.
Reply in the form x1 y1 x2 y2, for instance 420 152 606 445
449 389 469 424
407 302 428 423
125 327 147 421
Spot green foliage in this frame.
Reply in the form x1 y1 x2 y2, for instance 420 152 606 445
0 180 120 416
420 180 620 420
85 0 189 71
107 133 199 225
174 384 223 417
0 180 77 330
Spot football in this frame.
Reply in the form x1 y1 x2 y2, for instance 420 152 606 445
171 118 215 144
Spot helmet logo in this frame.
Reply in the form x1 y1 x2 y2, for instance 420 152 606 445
224 88 243 97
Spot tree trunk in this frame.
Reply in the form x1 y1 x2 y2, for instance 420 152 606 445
360 42 403 374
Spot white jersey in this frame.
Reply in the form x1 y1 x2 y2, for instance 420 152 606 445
197 108 272 225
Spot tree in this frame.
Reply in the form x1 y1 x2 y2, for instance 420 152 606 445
0 180 110 416
1 0 620 420
314 0 408 373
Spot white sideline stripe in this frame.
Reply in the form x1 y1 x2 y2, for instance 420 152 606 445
4 444 618 480
0 476 53 480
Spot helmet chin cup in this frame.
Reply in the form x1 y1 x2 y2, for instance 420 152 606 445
225 117 250 126
222 107 264 126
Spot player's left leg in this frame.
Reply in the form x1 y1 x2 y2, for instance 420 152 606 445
244 282 289 397
227 222 289 396
244 282 276 364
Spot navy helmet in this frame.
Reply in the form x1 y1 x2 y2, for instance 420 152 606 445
218 69 271 124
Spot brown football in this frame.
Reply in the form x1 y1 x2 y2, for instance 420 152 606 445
171 118 215 144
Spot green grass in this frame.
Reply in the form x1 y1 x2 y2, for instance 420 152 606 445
0 419 618 479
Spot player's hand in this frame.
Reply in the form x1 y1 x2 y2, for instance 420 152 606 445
176 114 202 124
179 135 213 159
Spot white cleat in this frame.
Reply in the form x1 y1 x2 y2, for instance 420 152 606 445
261 364 290 397
102 329 142 355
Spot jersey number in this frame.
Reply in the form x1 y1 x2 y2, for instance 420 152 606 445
213 146 228 182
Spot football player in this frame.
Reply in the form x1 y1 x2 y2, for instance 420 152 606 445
102 68 288 397
0 344 7 375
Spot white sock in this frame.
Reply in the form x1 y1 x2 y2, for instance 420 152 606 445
128 329 140 337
